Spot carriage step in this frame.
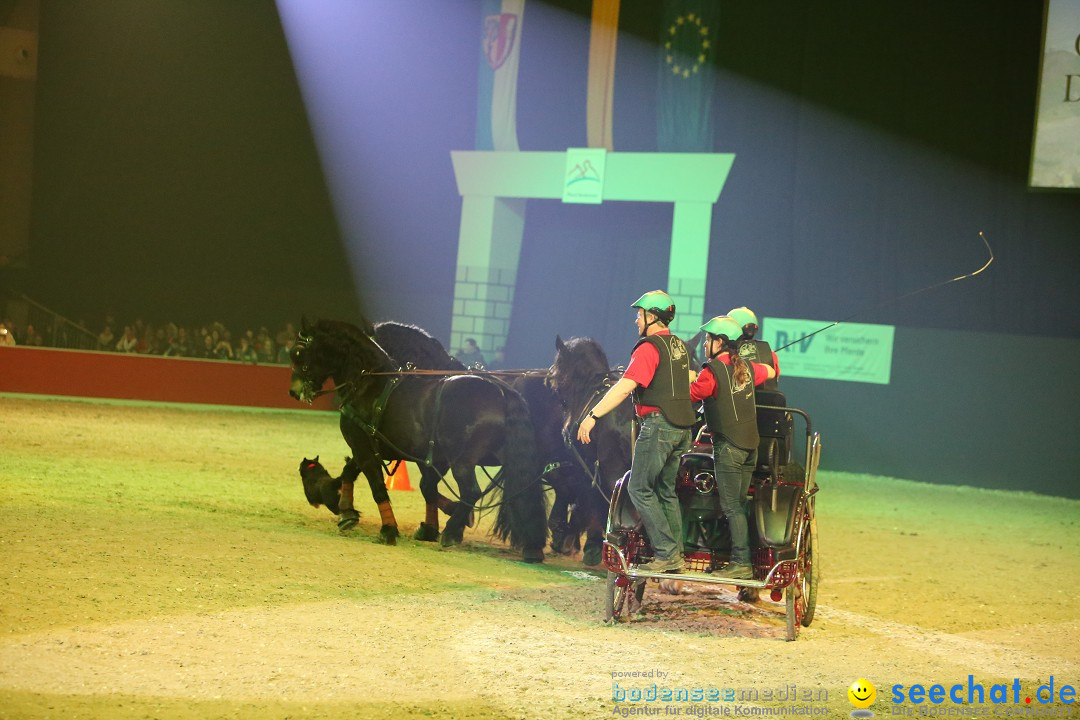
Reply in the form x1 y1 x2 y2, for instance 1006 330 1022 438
627 569 768 587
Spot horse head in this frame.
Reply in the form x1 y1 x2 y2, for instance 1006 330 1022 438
289 318 394 404
549 335 612 413
550 335 631 497
288 317 329 403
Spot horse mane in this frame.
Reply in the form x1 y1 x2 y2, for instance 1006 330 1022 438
551 336 614 414
373 321 465 371
310 318 396 374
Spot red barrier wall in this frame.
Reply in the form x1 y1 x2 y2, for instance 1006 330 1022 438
0 346 336 410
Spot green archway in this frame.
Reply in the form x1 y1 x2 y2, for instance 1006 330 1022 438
449 150 735 354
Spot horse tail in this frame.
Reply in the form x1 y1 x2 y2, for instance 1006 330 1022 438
492 383 548 557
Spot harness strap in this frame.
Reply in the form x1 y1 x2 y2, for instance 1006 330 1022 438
339 365 553 513
425 377 449 468
562 377 620 503
341 372 422 473
370 375 401 433
341 373 511 507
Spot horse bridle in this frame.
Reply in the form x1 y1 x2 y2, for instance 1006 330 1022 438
291 331 355 401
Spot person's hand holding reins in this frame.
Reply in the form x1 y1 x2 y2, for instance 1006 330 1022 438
576 377 637 445
577 414 596 444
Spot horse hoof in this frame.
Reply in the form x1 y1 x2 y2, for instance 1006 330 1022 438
413 522 440 542
440 529 464 547
582 544 603 567
549 530 567 554
379 525 399 545
446 502 477 528
551 538 572 555
337 511 359 531
522 547 545 564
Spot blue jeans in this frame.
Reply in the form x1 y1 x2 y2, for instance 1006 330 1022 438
627 414 691 561
714 439 758 565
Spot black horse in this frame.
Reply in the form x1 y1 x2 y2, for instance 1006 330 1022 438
300 321 482 537
371 321 594 563
508 373 598 560
548 336 634 565
289 318 548 562
370 321 478 524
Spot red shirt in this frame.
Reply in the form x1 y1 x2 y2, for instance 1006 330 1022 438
623 329 670 417
690 354 771 403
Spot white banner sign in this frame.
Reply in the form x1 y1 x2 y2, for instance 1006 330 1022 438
1030 0 1080 189
761 317 895 385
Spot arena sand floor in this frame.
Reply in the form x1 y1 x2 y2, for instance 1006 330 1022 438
1 394 1078 720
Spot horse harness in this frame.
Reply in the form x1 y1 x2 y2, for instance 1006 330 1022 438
337 366 550 509
338 364 442 477
562 369 624 504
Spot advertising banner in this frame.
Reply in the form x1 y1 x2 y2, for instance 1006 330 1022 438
761 317 895 385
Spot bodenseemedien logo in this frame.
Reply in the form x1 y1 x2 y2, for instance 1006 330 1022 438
848 678 876 718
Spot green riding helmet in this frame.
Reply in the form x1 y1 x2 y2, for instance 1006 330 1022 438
631 290 676 325
727 306 759 338
700 315 743 344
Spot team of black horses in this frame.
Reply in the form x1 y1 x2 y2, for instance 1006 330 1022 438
288 317 640 564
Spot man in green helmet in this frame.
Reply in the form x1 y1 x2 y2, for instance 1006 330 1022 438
577 290 695 573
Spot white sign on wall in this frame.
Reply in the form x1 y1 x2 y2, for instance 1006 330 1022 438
1030 0 1080 189
762 317 896 385
562 148 606 204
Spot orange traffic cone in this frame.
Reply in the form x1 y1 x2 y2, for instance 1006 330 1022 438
385 462 413 491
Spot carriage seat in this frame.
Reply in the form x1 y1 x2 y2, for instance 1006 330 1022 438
755 389 793 476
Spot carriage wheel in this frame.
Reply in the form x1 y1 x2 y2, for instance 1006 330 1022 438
784 512 818 640
605 572 645 624
605 571 626 623
800 514 820 627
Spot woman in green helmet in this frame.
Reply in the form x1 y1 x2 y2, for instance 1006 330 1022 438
689 315 776 579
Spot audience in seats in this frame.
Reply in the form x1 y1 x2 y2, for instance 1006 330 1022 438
4 313 331 367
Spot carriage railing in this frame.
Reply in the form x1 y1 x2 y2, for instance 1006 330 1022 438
755 405 818 478
745 404 819 516
692 405 819 489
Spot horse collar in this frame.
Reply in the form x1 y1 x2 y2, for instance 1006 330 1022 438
341 373 403 435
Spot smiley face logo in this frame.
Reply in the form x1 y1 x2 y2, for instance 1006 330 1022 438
848 678 876 709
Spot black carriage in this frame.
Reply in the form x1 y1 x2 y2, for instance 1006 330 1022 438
601 392 822 641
